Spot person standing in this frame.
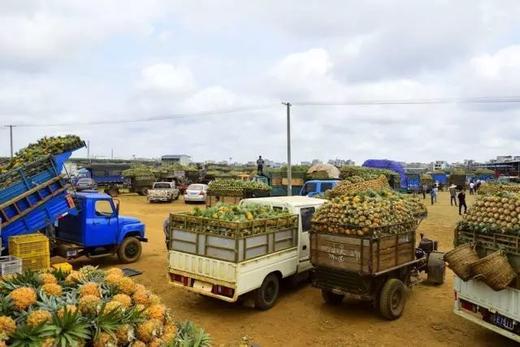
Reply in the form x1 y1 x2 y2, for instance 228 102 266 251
469 181 475 195
422 184 427 199
458 190 467 215
256 155 265 175
449 184 458 206
430 185 438 205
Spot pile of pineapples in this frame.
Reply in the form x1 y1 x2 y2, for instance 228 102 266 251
0 266 210 347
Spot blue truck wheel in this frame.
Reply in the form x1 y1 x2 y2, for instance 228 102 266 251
117 237 142 263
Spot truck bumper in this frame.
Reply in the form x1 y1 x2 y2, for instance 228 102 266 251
168 269 238 302
454 303 520 342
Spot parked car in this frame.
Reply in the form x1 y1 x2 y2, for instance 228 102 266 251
184 184 208 203
147 182 180 203
75 177 97 191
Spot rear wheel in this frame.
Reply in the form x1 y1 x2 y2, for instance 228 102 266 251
379 278 407 320
118 237 142 263
321 289 344 305
255 273 280 310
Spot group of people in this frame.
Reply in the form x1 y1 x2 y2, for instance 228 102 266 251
468 180 482 195
449 184 468 215
422 183 468 215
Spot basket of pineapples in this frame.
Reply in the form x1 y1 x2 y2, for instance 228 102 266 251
0 266 211 347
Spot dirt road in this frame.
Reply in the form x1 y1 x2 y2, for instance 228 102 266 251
73 192 517 346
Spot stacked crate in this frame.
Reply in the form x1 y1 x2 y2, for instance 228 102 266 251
8 233 50 271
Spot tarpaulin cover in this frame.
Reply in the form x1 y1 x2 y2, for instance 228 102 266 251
362 159 407 189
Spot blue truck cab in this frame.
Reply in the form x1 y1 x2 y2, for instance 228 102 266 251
300 180 340 197
55 191 146 263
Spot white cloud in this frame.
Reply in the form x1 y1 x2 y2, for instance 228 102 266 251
139 63 195 95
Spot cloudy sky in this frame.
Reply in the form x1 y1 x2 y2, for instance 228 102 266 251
1 1 520 164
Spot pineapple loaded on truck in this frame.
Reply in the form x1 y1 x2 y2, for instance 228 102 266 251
0 136 146 264
309 189 445 320
165 196 325 309
446 192 520 343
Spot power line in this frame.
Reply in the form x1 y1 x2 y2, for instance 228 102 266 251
9 104 278 128
292 96 520 106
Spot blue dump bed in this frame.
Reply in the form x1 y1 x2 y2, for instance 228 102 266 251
406 174 421 190
0 150 79 248
431 172 448 185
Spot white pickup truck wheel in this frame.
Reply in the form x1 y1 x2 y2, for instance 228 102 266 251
255 273 280 310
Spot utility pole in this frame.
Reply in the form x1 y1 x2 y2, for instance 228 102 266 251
5 125 14 160
282 102 292 196
87 140 91 164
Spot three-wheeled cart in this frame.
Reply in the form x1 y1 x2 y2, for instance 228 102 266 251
310 221 445 320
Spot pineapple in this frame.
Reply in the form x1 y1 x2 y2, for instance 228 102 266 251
105 300 123 313
116 277 136 295
42 338 56 347
41 283 63 297
105 268 124 278
10 287 37 310
149 294 161 305
136 319 163 343
57 304 77 318
93 331 117 347
0 315 16 337
78 295 101 315
162 323 177 344
105 274 122 287
39 273 58 285
131 341 146 347
149 337 166 347
64 271 84 285
79 282 101 297
132 290 150 306
26 309 52 327
48 306 91 347
146 304 166 321
134 283 146 293
115 324 135 345
112 294 132 308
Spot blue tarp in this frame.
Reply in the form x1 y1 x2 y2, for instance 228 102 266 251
431 172 448 185
362 159 407 189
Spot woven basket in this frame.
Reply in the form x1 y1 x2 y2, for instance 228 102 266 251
471 250 517 291
444 243 479 281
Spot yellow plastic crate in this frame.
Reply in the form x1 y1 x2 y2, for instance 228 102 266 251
9 233 50 258
21 255 50 272
52 262 73 273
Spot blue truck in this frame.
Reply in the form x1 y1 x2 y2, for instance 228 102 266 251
300 180 340 197
0 146 146 263
76 163 154 197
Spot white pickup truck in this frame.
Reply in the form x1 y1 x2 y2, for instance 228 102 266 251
147 182 179 203
166 196 326 309
454 276 520 342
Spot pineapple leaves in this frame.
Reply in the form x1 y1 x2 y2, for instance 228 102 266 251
42 308 91 347
174 321 211 347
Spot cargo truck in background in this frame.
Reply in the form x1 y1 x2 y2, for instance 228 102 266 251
0 143 146 263
166 196 326 309
453 229 520 342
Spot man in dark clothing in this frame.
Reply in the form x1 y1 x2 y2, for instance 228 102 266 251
458 190 467 215
256 155 265 175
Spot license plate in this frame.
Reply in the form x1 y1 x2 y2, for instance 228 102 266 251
493 314 516 331
193 280 213 293
66 250 78 257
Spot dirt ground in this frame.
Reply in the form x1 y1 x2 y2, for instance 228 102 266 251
72 191 517 347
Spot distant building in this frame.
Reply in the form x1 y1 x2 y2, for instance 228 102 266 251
161 154 191 165
300 161 312 166
497 155 513 162
432 161 449 171
328 159 355 167
311 159 322 165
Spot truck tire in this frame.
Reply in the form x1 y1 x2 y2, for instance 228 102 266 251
118 237 142 263
254 273 280 310
321 289 344 305
379 278 407 320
